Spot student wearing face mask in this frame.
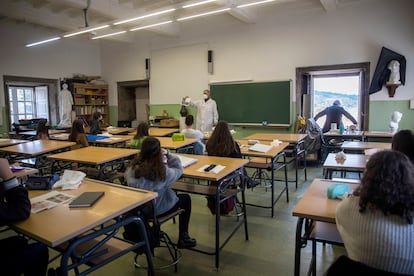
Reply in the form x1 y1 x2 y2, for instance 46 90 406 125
184 89 218 132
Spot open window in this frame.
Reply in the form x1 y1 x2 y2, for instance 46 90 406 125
296 62 370 131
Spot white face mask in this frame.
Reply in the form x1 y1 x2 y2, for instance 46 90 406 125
203 94 209 100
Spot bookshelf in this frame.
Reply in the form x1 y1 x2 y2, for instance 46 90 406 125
73 83 109 127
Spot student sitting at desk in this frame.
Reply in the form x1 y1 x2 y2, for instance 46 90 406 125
35 119 49 140
89 111 103 135
335 151 414 275
181 115 205 155
130 122 149 150
206 120 241 158
314 100 358 133
69 119 88 148
124 137 196 248
0 158 49 276
391 129 414 163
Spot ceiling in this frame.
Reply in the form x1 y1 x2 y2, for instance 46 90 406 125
0 0 358 44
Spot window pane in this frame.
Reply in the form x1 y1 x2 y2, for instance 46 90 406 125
25 102 33 113
18 115 26 120
18 102 25 113
10 105 13 113
25 89 33 101
9 89 12 99
17 89 24 101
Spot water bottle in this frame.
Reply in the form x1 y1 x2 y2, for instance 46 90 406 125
339 123 344 135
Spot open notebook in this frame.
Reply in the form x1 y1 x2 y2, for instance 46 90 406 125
177 155 198 168
248 143 273 153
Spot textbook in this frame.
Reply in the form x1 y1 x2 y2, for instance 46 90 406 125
177 155 198 168
69 191 105 208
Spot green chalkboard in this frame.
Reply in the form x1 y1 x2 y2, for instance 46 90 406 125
210 81 291 126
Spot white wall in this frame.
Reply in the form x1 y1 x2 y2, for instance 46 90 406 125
100 0 414 105
0 21 101 107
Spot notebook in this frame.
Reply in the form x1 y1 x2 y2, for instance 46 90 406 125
69 191 105 208
177 155 198 168
248 143 273 153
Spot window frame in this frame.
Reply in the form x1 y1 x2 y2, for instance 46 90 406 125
295 62 370 131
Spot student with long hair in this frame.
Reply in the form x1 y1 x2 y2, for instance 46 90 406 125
35 119 49 140
206 120 241 158
69 119 88 148
130 122 149 149
89 111 102 135
124 137 196 248
391 129 414 163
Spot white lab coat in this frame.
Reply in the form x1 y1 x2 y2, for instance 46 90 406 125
189 98 218 132
58 85 74 128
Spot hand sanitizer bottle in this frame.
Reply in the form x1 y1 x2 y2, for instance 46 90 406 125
339 123 344 135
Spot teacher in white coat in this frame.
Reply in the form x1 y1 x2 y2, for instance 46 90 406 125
185 89 218 132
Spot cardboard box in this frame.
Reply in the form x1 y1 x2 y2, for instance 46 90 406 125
160 119 179 127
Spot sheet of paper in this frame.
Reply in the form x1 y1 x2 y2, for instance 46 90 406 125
177 155 198 168
30 191 74 213
248 143 273 153
197 164 226 174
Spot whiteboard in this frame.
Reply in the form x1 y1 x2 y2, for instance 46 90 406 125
150 43 209 104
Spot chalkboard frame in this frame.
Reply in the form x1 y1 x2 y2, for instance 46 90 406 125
210 80 291 127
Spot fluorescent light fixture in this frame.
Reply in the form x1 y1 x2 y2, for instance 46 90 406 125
237 0 276 8
114 8 176 25
183 0 216 9
130 21 173 32
63 25 110 38
25 37 61 47
177 8 230 21
91 31 127 40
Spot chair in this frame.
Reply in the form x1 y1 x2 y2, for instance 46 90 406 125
245 157 272 190
309 222 344 276
325 255 408 276
133 207 184 273
283 139 307 189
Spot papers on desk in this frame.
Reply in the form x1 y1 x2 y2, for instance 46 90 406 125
177 155 198 168
248 143 273 153
197 164 225 174
53 170 86 190
30 191 74 213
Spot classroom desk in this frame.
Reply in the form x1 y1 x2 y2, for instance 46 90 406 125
88 135 132 147
149 127 179 137
107 127 135 135
363 131 393 142
341 141 391 152
323 130 364 141
0 140 76 168
236 140 290 217
292 179 359 276
323 153 367 179
13 178 157 275
9 129 69 139
243 133 308 188
155 137 198 151
12 167 38 178
0 138 28 147
174 154 249 270
47 147 138 181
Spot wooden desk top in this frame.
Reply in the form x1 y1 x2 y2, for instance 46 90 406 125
341 141 391 151
107 127 135 135
89 135 132 145
236 140 290 158
0 138 28 147
13 179 157 247
149 128 179 137
323 153 368 171
156 137 198 150
243 133 307 143
11 129 68 136
363 131 393 138
0 140 76 156
47 146 138 165
178 154 248 182
323 130 364 137
292 178 359 222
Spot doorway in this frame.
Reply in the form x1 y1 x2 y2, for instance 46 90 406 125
117 80 149 128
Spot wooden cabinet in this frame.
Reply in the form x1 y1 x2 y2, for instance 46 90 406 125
73 83 109 127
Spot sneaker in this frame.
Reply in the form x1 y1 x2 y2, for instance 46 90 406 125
177 232 197 248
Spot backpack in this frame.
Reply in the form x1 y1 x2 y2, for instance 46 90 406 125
206 195 236 216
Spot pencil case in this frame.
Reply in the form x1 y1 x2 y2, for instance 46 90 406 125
172 133 185 141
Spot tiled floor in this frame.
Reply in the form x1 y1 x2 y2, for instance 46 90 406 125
5 162 350 275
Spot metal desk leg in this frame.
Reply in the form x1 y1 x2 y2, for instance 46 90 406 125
294 217 305 276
